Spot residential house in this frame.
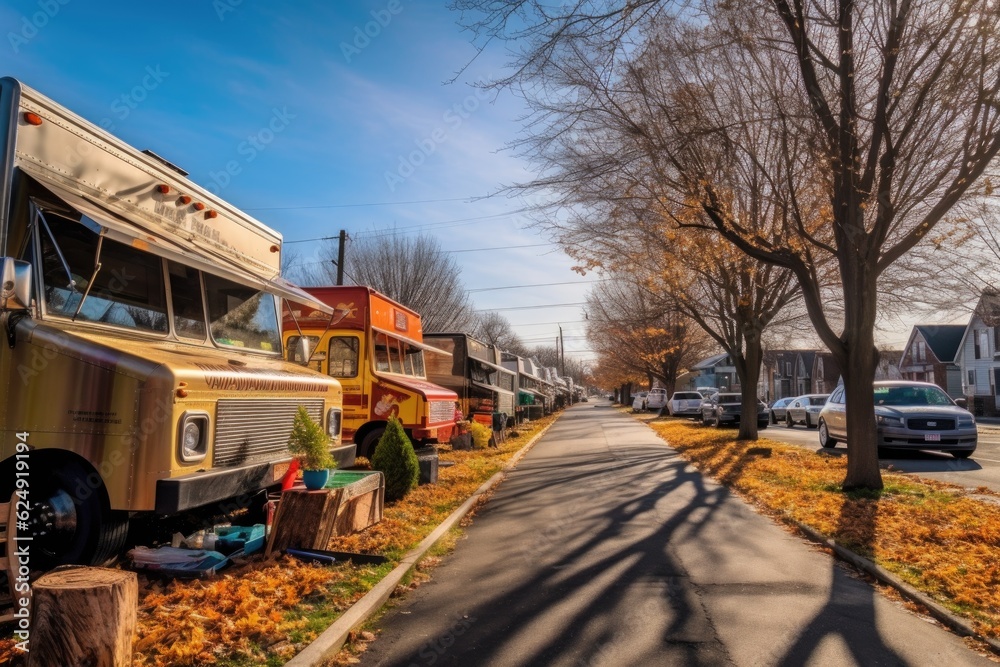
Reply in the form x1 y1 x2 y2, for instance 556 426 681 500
898 324 966 397
876 350 904 381
957 290 1000 416
794 351 816 396
690 352 738 391
811 352 842 394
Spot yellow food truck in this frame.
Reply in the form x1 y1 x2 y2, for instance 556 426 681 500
283 285 458 458
0 78 352 568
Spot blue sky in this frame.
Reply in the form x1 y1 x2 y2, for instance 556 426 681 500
2 0 595 360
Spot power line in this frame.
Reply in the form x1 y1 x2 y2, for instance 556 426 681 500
449 243 554 253
475 302 587 312
468 279 604 293
284 210 527 244
244 196 485 211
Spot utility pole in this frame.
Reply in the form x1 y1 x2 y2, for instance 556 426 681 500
336 229 346 285
559 325 565 376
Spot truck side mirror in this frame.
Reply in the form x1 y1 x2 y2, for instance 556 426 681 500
295 336 311 364
0 258 32 311
955 397 968 409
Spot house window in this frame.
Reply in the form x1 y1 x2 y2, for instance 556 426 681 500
976 330 990 359
785 361 792 376
969 369 976 388
915 340 926 363
817 358 824 378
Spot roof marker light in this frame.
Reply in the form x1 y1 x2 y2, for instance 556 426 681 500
23 112 43 126
205 210 218 219
157 184 171 194
193 202 205 211
269 244 280 253
178 195 192 205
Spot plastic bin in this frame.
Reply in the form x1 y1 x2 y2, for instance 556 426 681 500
215 524 266 556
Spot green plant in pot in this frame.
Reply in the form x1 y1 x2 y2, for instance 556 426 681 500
288 406 336 490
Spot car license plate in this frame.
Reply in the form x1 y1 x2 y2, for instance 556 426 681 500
273 461 291 483
924 433 941 442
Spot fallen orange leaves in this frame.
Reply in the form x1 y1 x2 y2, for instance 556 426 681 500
648 419 1000 638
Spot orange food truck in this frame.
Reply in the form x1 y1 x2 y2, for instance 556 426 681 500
283 286 458 458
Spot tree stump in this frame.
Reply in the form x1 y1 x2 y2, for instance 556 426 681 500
28 566 137 667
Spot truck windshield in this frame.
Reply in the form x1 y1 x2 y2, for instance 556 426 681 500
39 210 168 332
204 273 281 353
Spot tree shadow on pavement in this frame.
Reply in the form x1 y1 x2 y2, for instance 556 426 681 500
364 409 762 666
775 494 905 666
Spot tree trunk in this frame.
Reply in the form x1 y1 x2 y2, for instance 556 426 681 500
736 332 764 440
29 567 137 667
837 252 884 490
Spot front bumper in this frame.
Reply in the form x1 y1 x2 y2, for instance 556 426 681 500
877 426 977 450
155 442 357 514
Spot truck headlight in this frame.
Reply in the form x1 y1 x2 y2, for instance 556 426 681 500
958 417 976 428
179 412 209 462
876 415 904 427
327 408 342 441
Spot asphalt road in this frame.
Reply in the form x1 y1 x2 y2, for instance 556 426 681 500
729 419 1000 493
356 402 993 667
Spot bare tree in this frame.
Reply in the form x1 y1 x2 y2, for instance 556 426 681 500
586 276 712 400
472 311 529 355
454 0 1000 489
305 232 477 333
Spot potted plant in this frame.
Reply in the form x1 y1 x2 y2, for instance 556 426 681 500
288 406 336 490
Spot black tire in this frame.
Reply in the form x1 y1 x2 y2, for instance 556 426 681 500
758 422 769 430
20 459 128 568
818 420 837 448
786 413 794 428
359 427 386 459
769 410 776 425
806 415 818 429
953 449 975 460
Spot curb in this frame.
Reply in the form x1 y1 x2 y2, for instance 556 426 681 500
285 418 558 667
794 521 1000 656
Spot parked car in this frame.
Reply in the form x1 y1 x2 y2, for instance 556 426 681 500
632 391 649 412
785 394 830 428
817 381 977 458
668 391 704 417
701 392 769 429
768 397 795 424
646 388 668 411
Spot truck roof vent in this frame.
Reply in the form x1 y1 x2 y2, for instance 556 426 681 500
141 149 189 177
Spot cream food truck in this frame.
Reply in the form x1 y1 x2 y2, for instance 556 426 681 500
0 78 353 569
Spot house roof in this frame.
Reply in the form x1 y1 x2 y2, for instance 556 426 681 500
914 324 966 363
692 352 730 370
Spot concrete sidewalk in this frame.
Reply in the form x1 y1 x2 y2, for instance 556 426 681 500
355 402 994 666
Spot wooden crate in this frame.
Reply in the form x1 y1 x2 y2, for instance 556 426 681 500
265 471 384 556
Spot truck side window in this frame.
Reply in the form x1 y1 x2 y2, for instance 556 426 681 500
329 336 360 378
373 332 390 372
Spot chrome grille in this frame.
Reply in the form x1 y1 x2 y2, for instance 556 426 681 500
429 400 455 424
213 398 324 467
908 418 955 431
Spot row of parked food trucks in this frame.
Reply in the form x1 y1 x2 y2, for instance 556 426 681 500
0 77 576 573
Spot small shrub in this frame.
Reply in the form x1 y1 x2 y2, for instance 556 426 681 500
370 416 420 502
288 406 335 470
468 421 492 449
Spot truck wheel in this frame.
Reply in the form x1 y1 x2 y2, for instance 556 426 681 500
359 428 386 459
23 460 128 568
